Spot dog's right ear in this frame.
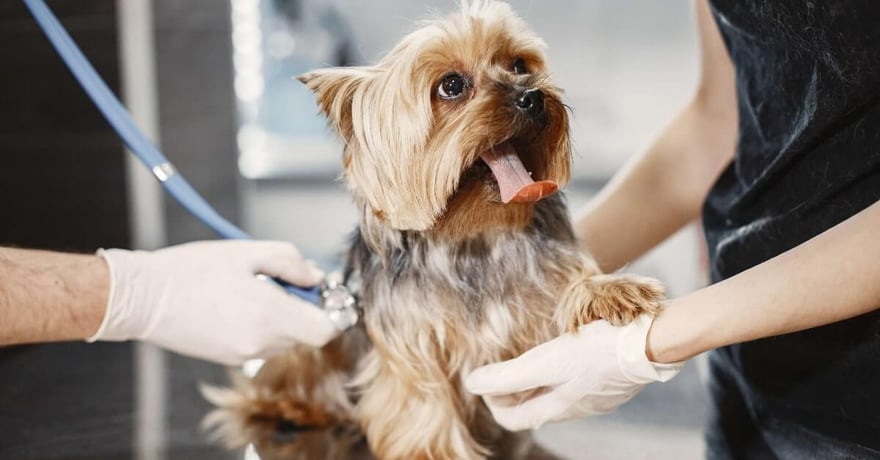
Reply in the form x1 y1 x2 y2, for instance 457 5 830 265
298 67 373 140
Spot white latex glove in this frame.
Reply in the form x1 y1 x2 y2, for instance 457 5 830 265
87 240 337 365
465 315 684 431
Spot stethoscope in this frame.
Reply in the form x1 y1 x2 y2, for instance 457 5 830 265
21 0 359 331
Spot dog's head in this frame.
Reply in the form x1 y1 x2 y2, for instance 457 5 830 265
300 1 571 238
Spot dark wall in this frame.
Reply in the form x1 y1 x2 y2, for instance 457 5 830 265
152 1 243 448
153 0 241 245
0 3 136 457
0 0 242 252
0 2 240 458
0 0 130 252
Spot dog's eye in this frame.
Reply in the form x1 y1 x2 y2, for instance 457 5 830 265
438 74 467 99
513 58 528 75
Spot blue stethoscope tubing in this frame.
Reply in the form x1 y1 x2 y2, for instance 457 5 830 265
22 0 321 305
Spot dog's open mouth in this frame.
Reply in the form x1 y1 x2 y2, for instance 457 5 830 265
479 141 558 203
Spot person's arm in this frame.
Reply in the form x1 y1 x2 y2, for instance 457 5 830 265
0 247 108 345
0 241 338 365
648 199 880 363
465 1 880 431
466 198 880 432
577 0 737 272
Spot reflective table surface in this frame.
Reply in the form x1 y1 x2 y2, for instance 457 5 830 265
0 340 706 459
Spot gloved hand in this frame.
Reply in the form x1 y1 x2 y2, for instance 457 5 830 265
88 240 337 365
465 315 684 431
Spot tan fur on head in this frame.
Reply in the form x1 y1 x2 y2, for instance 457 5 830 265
299 1 571 234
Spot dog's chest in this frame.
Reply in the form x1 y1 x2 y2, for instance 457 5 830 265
354 233 576 368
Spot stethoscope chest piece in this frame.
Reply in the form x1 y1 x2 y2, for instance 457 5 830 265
320 273 359 331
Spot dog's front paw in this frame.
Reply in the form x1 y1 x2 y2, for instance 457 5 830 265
586 274 664 326
559 273 665 331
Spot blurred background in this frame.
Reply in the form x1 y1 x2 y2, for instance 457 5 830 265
1 0 706 458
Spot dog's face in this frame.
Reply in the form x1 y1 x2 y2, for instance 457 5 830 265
300 1 571 235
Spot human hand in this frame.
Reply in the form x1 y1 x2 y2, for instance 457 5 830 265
465 315 684 431
88 240 337 365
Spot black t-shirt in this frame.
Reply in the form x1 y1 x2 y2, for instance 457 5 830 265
704 0 880 451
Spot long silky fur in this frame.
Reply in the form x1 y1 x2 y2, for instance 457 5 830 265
349 194 581 459
204 2 664 459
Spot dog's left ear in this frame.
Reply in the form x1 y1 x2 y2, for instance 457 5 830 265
298 67 373 140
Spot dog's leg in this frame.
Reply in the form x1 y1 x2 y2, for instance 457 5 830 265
354 350 489 460
555 257 665 331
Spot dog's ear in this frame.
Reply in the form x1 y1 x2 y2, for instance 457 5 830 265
298 66 374 141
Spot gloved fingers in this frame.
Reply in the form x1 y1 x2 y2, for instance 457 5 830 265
254 254 324 287
549 386 642 422
480 386 548 407
280 309 337 348
465 337 574 396
253 281 338 348
481 378 645 431
481 388 574 431
248 240 303 261
240 241 324 286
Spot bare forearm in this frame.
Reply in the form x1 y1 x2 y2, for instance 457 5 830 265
576 98 736 272
648 200 880 363
576 0 737 272
0 247 108 345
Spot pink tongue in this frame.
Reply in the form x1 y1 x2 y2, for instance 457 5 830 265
480 143 558 203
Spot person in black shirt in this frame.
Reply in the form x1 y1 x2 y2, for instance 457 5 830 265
467 1 880 457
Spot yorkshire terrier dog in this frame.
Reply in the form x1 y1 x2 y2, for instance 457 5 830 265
204 1 663 459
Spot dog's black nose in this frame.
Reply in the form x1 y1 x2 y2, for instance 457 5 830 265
514 88 545 116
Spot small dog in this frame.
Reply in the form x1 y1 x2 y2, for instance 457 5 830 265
204 2 663 459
